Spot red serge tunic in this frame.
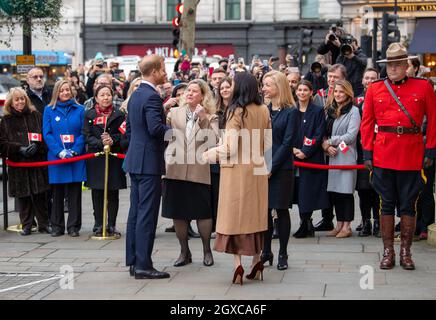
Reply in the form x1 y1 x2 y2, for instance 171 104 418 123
360 77 436 171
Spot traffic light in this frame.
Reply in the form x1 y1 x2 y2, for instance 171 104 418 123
381 12 401 58
171 1 183 57
298 28 313 66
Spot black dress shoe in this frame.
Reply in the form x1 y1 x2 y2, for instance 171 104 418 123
135 268 170 279
51 231 64 237
358 220 372 237
68 231 80 237
373 220 381 237
314 219 335 232
107 226 121 237
93 226 103 237
20 228 32 236
277 254 288 270
38 226 52 234
174 252 192 267
355 221 364 232
293 219 315 238
203 251 214 266
260 252 274 266
188 224 200 238
165 225 175 232
129 266 135 277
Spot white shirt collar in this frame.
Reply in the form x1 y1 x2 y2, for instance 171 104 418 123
141 80 157 92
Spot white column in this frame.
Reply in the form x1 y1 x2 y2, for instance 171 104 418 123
125 0 130 22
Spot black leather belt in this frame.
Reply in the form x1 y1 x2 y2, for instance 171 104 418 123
378 126 421 135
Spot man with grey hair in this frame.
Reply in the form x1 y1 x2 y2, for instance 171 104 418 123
25 67 51 114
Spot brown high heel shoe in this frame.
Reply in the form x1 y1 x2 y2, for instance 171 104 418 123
232 265 244 285
246 261 264 281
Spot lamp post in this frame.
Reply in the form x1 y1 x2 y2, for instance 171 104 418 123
82 0 86 63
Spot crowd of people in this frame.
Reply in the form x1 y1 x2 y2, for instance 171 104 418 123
0 29 435 283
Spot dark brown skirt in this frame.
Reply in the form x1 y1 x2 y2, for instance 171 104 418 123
213 232 264 256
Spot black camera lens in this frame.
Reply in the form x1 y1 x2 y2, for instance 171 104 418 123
341 44 352 55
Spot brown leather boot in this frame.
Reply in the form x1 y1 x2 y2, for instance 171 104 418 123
400 215 416 270
380 215 395 269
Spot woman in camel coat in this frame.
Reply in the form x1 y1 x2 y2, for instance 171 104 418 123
203 72 271 285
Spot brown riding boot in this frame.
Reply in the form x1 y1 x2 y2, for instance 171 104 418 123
400 215 416 270
380 215 395 269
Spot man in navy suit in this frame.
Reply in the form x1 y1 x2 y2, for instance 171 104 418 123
125 55 171 279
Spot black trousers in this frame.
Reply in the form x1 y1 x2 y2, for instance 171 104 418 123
91 189 119 230
417 163 435 232
51 183 82 234
17 193 49 230
358 189 380 221
371 167 425 217
329 192 355 222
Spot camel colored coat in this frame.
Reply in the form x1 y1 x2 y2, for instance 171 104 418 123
204 104 272 235
164 106 219 185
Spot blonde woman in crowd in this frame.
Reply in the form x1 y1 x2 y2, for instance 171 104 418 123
0 88 50 235
162 79 219 267
120 77 141 114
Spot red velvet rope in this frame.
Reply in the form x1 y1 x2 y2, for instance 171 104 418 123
5 153 97 168
294 161 365 170
5 153 366 170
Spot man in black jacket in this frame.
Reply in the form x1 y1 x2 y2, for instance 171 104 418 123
25 67 51 114
317 28 344 65
335 38 368 97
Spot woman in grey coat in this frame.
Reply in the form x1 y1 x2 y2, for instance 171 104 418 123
322 80 361 238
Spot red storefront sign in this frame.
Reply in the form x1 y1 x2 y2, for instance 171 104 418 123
119 44 234 58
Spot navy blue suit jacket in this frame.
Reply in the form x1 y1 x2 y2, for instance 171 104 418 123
268 104 299 175
125 83 170 175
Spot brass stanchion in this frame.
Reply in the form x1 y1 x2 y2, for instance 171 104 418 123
7 224 38 233
90 145 120 241
428 224 436 247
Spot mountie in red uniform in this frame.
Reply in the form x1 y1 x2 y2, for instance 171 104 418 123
360 76 436 170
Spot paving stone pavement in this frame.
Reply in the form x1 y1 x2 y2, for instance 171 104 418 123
1 189 436 300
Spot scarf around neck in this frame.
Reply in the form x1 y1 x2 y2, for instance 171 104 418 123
95 103 113 117
326 101 353 137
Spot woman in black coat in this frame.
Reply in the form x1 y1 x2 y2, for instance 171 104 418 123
0 88 50 235
292 80 330 238
261 71 299 271
83 85 128 237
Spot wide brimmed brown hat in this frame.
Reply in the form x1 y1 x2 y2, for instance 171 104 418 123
376 42 418 63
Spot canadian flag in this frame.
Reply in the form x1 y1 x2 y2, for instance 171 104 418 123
118 121 126 134
317 89 326 97
303 136 316 146
356 97 365 105
60 134 74 143
28 132 42 142
338 141 349 154
93 116 107 126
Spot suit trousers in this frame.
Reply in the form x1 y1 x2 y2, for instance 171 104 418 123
126 173 162 270
51 183 82 234
17 193 49 230
91 189 119 230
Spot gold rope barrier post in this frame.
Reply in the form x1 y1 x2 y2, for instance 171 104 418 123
90 145 119 240
7 224 38 233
